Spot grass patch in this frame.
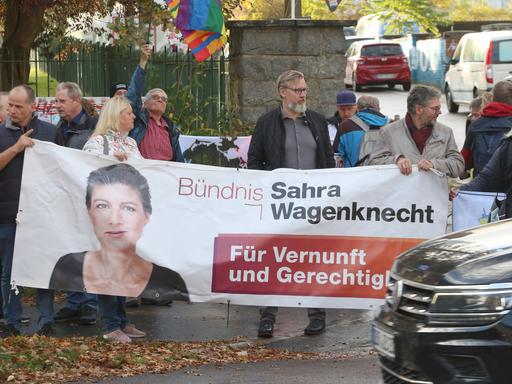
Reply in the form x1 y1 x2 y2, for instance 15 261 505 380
28 67 59 97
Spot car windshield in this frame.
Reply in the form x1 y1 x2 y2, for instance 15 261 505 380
361 44 403 57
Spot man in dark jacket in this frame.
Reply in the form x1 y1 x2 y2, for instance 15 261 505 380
328 90 357 153
0 85 57 336
248 69 334 338
53 82 98 326
461 80 512 177
55 82 97 150
126 44 183 162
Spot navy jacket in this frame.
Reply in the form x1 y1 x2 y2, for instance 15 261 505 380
56 110 97 150
0 116 57 223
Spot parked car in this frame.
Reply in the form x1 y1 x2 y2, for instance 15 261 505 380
445 30 512 113
344 40 411 91
372 219 512 384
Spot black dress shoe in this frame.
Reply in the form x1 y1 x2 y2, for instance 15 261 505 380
304 319 326 335
1 324 20 337
37 323 56 337
257 319 274 338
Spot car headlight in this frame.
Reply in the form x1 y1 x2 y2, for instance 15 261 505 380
427 291 512 326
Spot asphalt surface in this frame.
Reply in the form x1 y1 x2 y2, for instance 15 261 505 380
19 300 381 383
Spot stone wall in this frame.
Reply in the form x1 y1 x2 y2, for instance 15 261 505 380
226 20 350 126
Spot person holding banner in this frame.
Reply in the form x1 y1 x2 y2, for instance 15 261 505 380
49 97 188 342
0 85 57 336
248 69 334 338
53 82 99 327
369 85 464 178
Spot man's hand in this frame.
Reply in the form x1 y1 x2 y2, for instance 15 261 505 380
14 129 34 153
418 159 434 172
396 156 412 175
113 151 128 161
449 187 459 201
139 44 152 69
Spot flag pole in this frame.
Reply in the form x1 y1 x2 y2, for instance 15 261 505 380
146 4 154 44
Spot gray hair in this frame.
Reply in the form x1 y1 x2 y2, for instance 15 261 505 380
407 85 441 115
492 80 512 105
56 82 82 100
276 70 305 96
469 96 484 109
357 95 380 111
144 88 168 104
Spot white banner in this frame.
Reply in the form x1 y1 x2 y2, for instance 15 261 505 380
12 141 448 309
453 190 506 231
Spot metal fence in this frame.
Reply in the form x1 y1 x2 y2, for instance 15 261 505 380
29 44 229 134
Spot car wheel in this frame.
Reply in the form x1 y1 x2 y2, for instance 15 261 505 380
353 75 362 92
402 82 411 91
445 85 459 113
388 83 396 89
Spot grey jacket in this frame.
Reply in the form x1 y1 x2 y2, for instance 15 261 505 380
368 118 464 178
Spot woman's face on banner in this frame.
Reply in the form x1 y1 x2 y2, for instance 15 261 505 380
88 183 149 251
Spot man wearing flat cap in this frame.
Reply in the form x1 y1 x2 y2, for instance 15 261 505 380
329 90 357 152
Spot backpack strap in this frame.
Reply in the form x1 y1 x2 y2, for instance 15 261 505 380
349 115 370 132
101 134 109 155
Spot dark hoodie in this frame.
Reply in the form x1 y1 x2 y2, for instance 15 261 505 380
461 102 512 176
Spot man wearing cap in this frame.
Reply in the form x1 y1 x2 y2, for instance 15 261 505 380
248 69 334 338
329 90 357 152
337 95 389 167
126 44 184 162
111 82 128 98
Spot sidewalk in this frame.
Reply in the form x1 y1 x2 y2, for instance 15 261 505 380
21 301 379 383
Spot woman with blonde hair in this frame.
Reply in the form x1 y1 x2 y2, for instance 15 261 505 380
80 96 144 342
82 96 141 161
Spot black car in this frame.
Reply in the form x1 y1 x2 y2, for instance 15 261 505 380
373 220 512 384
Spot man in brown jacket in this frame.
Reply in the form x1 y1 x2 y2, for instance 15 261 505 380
369 85 464 178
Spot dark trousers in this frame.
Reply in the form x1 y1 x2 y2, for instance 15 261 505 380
259 306 325 323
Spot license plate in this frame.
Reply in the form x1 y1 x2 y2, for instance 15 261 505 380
372 324 395 359
376 73 396 79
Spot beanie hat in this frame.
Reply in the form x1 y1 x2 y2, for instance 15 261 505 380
110 82 128 98
336 90 356 106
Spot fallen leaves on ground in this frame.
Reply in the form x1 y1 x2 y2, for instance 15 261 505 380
0 335 315 383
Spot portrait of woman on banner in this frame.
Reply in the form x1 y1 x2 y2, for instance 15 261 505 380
49 162 188 302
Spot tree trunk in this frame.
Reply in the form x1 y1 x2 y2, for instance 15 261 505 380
284 0 302 18
1 0 46 91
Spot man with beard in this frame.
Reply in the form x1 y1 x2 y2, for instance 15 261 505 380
369 85 464 178
247 70 334 338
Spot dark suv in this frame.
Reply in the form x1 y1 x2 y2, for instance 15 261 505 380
373 220 512 384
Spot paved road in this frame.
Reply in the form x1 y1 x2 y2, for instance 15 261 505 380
97 356 380 384
355 85 468 149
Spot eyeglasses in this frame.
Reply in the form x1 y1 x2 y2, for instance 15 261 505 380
150 95 168 102
423 105 442 113
284 87 308 95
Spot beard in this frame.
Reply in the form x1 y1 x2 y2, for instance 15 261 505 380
287 101 307 114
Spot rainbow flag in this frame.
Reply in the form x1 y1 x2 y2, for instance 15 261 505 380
169 0 226 62
166 0 180 14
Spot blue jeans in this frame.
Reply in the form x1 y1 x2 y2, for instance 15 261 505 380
65 291 98 312
98 295 127 333
0 224 22 329
36 289 54 328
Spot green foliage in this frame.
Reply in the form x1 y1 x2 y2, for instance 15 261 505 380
235 0 369 19
361 0 449 36
449 0 512 21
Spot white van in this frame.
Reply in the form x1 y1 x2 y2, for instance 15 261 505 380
445 30 512 112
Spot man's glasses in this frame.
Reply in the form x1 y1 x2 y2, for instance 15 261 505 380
150 95 168 102
423 105 442 113
284 87 308 95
